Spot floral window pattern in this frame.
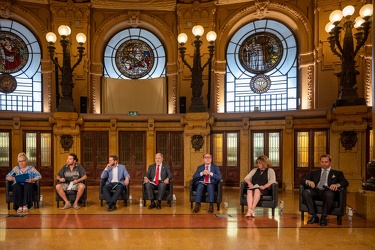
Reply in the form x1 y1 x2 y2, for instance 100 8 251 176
104 28 165 79
0 19 42 112
226 19 297 112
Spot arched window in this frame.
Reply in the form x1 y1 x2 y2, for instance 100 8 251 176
0 19 42 111
226 19 297 112
103 28 166 79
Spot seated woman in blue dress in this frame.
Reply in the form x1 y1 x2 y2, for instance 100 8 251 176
6 152 42 213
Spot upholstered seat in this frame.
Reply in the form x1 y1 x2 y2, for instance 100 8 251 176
240 182 278 216
99 179 130 206
142 180 173 207
6 180 40 210
55 179 87 208
299 185 347 225
190 179 222 211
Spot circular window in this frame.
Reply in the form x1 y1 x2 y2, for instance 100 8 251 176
250 74 271 93
0 31 29 73
239 32 283 74
115 39 154 79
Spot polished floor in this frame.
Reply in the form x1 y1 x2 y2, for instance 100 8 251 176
1 185 375 249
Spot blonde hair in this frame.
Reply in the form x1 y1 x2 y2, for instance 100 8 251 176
18 152 28 163
256 155 271 169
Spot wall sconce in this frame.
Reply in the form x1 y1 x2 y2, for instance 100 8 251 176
325 4 373 107
46 25 86 112
178 25 217 112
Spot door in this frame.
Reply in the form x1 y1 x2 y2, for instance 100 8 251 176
0 131 11 187
81 131 109 185
294 129 329 188
251 131 282 188
156 132 184 186
119 131 146 185
211 131 240 187
24 131 54 186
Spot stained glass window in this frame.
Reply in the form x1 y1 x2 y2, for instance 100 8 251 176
226 19 297 112
103 28 166 79
0 19 42 111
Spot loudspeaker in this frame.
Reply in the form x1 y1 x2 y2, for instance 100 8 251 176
80 96 88 113
180 96 186 114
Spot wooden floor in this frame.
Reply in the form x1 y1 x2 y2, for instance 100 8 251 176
1 186 375 249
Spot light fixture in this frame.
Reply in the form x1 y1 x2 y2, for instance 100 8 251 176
178 25 217 112
46 25 86 112
326 4 373 107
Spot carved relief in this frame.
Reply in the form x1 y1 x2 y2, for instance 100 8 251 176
0 0 11 19
340 131 357 151
191 135 204 152
60 134 74 152
254 0 270 19
128 11 141 28
364 57 372 106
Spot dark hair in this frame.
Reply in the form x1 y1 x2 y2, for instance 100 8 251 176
320 154 332 162
109 154 118 161
69 153 78 162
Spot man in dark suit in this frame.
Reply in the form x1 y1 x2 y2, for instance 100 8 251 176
301 154 349 226
144 153 173 210
192 153 222 214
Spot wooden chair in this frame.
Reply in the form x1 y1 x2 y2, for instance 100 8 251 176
299 185 347 225
240 182 278 216
6 180 40 210
99 179 130 206
55 179 87 208
142 180 173 207
190 179 223 211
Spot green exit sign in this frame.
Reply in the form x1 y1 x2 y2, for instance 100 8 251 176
128 111 138 116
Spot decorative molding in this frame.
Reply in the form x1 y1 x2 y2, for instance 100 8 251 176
128 11 141 28
340 131 357 151
91 0 176 11
364 57 372 106
0 0 11 19
307 65 313 109
254 0 270 20
177 1 216 21
191 135 204 152
50 0 90 22
60 134 74 152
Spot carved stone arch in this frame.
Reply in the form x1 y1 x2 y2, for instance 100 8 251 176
90 11 178 114
1 4 52 112
216 2 312 60
212 2 313 112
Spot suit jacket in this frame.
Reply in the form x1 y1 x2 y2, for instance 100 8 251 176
301 168 349 188
193 163 222 185
100 164 130 187
144 163 172 182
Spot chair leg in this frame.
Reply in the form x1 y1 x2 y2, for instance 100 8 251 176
100 200 103 206
337 215 342 225
241 205 244 213
191 202 193 209
301 212 304 221
57 201 60 208
125 199 128 207
7 202 10 210
217 203 220 211
271 208 275 217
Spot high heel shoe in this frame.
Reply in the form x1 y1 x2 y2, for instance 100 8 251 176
245 209 253 218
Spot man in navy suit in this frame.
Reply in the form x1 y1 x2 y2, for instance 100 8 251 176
101 154 130 211
301 154 349 226
144 153 173 210
192 153 222 214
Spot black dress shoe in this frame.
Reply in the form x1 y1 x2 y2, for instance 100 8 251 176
156 201 161 210
307 216 319 224
320 217 327 226
108 205 117 212
148 202 156 209
208 204 214 214
192 204 200 213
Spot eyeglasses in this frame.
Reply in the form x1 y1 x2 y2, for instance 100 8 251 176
17 160 26 163
204 156 212 159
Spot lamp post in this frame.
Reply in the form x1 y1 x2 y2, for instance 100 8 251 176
46 25 86 112
178 25 217 112
325 4 373 107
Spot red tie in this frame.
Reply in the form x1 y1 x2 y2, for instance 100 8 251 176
205 165 209 182
155 165 160 185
